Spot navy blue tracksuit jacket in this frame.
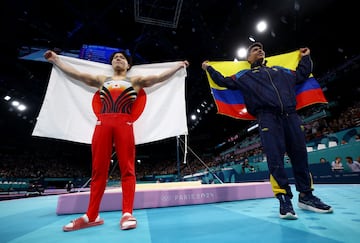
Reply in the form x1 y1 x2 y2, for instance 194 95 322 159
206 55 314 197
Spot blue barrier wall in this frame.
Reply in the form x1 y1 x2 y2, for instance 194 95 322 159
184 127 360 184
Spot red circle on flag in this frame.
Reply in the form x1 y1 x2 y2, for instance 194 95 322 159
131 88 146 121
92 91 101 118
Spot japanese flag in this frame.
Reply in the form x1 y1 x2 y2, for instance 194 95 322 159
32 55 188 145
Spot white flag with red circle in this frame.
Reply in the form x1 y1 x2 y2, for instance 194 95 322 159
32 55 188 145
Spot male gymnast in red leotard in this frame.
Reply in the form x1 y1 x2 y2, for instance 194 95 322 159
44 49 189 231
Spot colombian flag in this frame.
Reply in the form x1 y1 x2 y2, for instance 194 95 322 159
206 50 328 120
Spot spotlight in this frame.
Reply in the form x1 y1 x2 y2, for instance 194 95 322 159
11 100 20 107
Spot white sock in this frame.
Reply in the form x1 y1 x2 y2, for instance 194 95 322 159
82 214 89 222
121 213 136 227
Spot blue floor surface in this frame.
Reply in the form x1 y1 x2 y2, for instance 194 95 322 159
0 184 359 243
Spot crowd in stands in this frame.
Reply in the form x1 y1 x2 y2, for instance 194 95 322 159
330 156 360 172
0 148 89 182
304 102 360 141
0 101 359 185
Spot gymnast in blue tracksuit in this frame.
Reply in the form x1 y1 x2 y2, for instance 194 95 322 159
202 42 332 219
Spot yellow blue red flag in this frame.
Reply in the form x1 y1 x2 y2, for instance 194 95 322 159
206 50 328 120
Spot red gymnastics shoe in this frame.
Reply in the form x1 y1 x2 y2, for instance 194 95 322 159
120 213 137 230
63 215 104 232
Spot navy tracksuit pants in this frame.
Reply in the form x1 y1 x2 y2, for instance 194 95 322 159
257 111 313 198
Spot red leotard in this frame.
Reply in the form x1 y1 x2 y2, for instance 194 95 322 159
87 78 138 221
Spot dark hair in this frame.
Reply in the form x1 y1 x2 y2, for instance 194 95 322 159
109 50 133 67
247 42 263 58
